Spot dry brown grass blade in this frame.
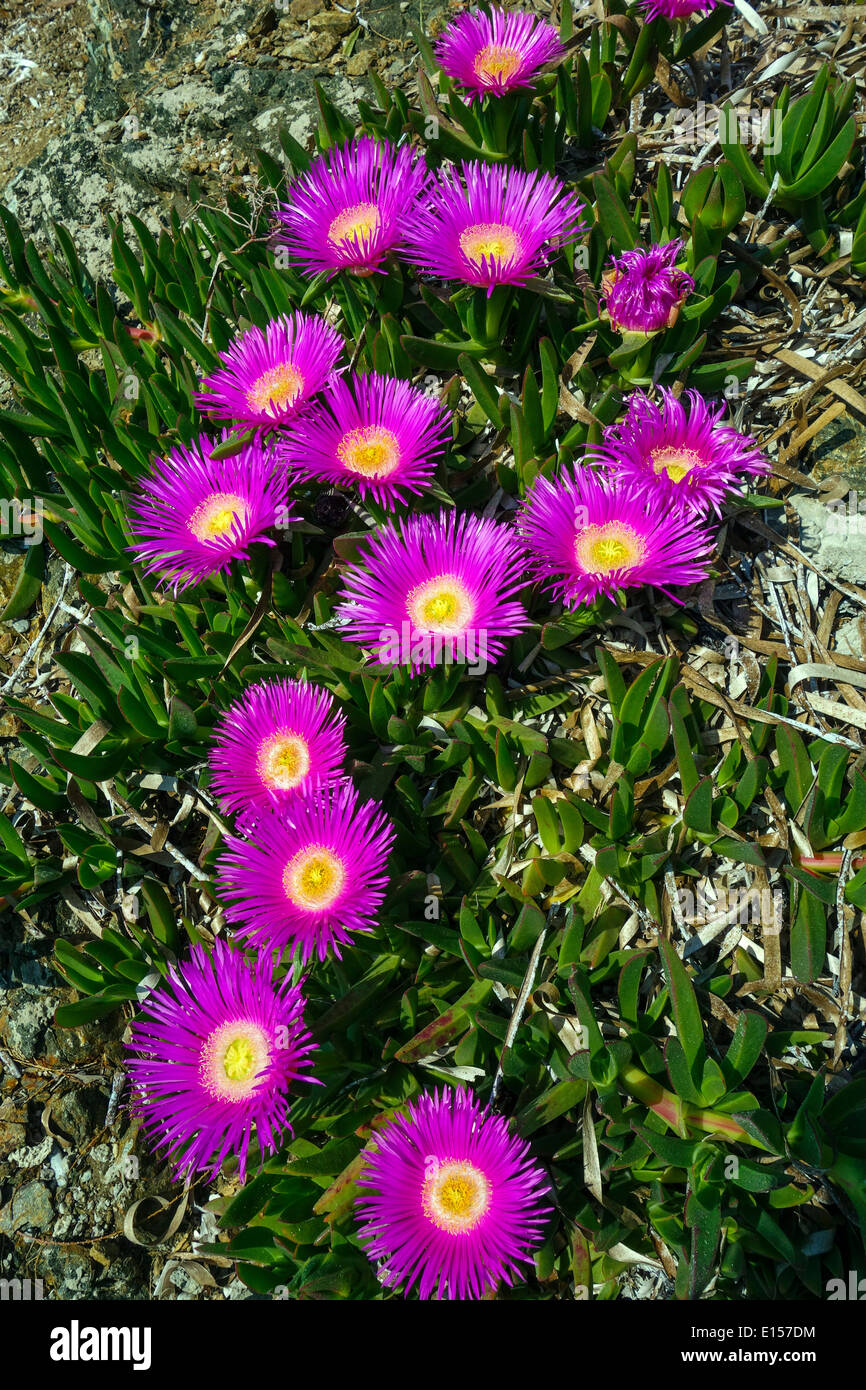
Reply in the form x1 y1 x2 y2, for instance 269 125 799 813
773 348 866 417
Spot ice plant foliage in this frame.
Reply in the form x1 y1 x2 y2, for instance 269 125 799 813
594 388 771 516
282 371 451 508
335 510 531 671
216 780 395 962
601 239 694 334
125 941 317 1182
126 430 290 595
273 136 429 279
195 311 343 429
401 160 586 294
208 678 348 818
356 1088 551 1300
434 7 566 102
640 0 732 20
519 465 715 607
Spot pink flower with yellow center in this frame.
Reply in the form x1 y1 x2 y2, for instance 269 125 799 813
195 311 343 430
355 1087 551 1300
208 678 348 819
591 388 771 516
282 371 451 508
401 160 586 295
334 510 531 673
434 8 566 103
125 940 317 1183
601 239 694 334
216 780 395 962
126 430 291 595
518 464 715 607
273 136 429 279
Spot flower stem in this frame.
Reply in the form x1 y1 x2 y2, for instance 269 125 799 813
484 284 512 345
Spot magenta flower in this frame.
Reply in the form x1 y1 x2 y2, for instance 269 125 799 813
434 7 566 103
355 1087 551 1300
126 430 291 595
208 678 347 819
281 372 451 509
601 240 694 334
640 0 732 20
125 940 317 1183
592 389 771 516
195 312 343 430
273 136 429 279
216 780 394 962
334 511 531 673
518 465 714 607
401 161 586 295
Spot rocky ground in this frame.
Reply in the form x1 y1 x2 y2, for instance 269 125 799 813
0 0 447 283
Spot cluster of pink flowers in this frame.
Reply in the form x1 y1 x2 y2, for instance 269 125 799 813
120 1 754 1301
270 134 588 300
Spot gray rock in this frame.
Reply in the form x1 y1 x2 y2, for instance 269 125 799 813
49 1150 70 1188
8 1135 53 1169
0 0 374 288
170 1266 205 1296
51 1088 107 1149
1 987 56 1057
0 1120 27 1154
35 1243 95 1299
2 130 170 286
93 1253 149 1300
835 613 866 661
787 492 866 586
0 1179 54 1233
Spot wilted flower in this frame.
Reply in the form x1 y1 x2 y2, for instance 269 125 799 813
273 136 429 279
216 780 394 962
195 311 343 430
601 239 694 334
356 1087 551 1300
282 371 451 509
126 430 290 595
125 940 317 1183
208 678 348 818
401 160 586 295
434 7 566 102
334 510 531 672
518 464 714 607
592 388 771 516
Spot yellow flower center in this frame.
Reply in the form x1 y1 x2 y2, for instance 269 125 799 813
422 1159 492 1234
246 362 305 417
223 1036 256 1081
459 222 521 268
473 43 522 83
337 426 401 478
328 201 381 249
650 446 704 485
574 521 647 575
283 845 345 911
256 732 311 791
188 492 248 542
407 574 474 634
200 1020 270 1099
